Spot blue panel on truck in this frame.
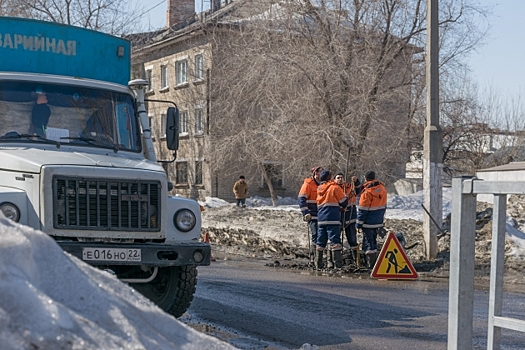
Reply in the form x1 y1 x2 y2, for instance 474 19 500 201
0 17 130 85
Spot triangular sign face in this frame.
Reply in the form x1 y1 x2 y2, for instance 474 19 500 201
371 231 418 279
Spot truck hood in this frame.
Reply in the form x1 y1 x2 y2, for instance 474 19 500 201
0 145 162 173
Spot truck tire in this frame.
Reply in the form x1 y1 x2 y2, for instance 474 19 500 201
130 265 197 318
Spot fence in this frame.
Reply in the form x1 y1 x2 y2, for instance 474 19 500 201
448 177 525 349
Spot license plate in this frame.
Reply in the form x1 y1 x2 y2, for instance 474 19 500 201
82 248 141 262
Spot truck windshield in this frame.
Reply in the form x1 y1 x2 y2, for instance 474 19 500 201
0 81 141 152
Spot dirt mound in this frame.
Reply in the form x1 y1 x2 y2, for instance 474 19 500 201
201 201 525 283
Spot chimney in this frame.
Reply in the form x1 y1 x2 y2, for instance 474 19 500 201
211 0 221 12
166 0 195 28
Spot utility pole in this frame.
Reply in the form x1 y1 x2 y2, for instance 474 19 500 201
423 0 443 260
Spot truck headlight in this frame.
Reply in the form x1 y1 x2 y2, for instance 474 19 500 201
173 209 196 232
0 202 20 222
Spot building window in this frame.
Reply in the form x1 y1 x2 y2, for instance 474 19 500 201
262 163 284 189
195 109 204 134
161 113 167 138
195 54 203 80
180 111 188 134
195 160 203 185
160 65 168 89
148 116 155 141
176 60 187 85
176 161 188 184
145 68 153 91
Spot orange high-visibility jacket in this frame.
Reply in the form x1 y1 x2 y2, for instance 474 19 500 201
298 177 320 219
339 179 361 225
317 180 348 226
356 180 387 229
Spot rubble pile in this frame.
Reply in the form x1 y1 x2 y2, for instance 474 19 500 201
201 200 525 283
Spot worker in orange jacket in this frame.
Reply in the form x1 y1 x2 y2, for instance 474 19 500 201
316 170 348 269
298 166 323 262
334 172 362 264
356 171 387 268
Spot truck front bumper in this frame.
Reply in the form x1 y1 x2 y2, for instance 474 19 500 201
57 241 211 267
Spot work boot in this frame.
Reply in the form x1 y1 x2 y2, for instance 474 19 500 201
315 249 324 269
327 250 334 268
367 252 378 269
333 250 343 268
309 244 316 265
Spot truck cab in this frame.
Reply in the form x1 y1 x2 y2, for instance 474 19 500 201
0 17 210 317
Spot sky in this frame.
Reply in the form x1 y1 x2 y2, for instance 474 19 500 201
468 0 525 99
136 0 210 30
1 187 524 348
135 0 524 104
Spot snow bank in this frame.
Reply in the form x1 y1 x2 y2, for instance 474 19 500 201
201 187 525 258
0 215 235 350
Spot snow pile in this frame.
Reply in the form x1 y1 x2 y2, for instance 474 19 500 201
200 197 229 209
247 195 297 207
201 195 298 211
200 188 455 216
0 215 235 350
385 187 453 221
200 187 525 272
506 218 525 254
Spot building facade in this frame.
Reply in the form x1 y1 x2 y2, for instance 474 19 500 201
131 0 415 202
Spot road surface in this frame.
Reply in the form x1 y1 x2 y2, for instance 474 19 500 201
182 256 525 350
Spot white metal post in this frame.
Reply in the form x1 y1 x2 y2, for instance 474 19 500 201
448 179 525 348
448 177 477 350
487 194 507 350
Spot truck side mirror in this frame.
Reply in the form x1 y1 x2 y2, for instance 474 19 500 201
166 107 179 151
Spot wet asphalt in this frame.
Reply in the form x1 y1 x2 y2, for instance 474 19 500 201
181 255 525 350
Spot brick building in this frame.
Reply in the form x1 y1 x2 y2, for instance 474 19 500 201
130 0 415 201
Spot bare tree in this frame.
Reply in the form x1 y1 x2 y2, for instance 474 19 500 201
204 0 487 202
0 0 30 16
474 86 525 169
438 70 492 178
9 0 146 35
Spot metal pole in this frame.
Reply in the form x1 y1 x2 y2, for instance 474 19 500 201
447 177 476 349
421 204 445 235
487 194 507 349
423 0 443 260
307 223 312 266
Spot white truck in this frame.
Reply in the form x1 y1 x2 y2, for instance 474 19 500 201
0 17 211 317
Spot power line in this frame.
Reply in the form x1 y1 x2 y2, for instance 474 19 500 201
128 0 166 29
142 0 166 17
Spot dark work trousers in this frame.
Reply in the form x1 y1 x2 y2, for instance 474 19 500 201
317 224 342 249
361 227 378 253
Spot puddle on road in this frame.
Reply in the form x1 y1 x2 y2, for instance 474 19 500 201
212 252 525 295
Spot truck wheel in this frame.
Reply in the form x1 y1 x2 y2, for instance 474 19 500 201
130 265 197 318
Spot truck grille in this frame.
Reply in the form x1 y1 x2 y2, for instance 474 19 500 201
53 176 161 231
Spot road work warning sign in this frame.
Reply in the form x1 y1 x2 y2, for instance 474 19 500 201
371 231 418 279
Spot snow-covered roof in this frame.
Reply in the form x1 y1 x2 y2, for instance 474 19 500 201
477 161 525 172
